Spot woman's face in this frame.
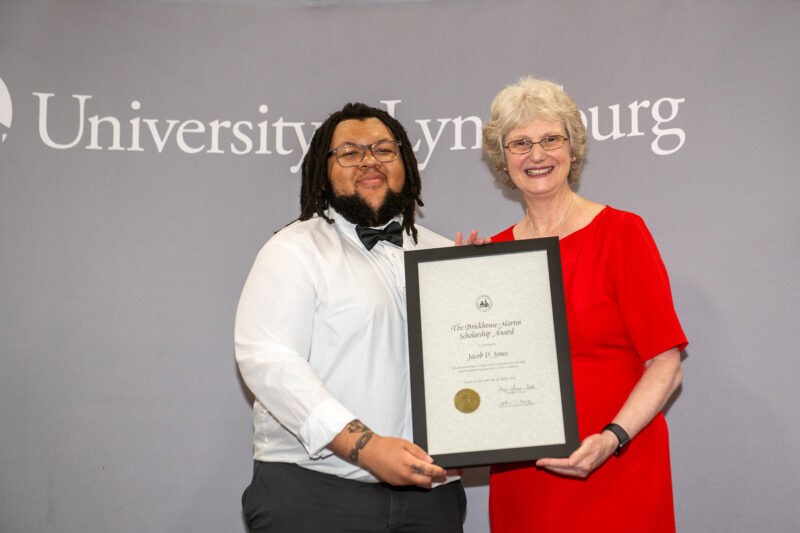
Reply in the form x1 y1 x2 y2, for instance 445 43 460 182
504 118 571 198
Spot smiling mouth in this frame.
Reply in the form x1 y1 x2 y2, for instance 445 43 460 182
525 167 553 176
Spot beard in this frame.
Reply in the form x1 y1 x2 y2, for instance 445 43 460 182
329 187 408 227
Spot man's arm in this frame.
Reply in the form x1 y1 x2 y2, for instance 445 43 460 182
237 234 447 485
235 239 357 458
327 419 446 488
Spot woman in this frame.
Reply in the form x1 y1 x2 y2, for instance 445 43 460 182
483 77 687 532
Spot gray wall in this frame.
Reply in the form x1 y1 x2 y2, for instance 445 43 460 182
1 0 798 531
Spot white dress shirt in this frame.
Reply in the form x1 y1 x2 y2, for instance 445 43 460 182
235 209 452 482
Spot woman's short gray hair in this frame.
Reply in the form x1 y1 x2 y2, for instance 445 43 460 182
482 76 587 188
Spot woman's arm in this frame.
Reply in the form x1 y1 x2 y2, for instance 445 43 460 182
535 347 682 478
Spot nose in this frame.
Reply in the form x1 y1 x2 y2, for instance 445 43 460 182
529 143 547 162
360 147 382 166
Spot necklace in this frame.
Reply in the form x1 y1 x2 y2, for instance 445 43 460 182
526 194 575 238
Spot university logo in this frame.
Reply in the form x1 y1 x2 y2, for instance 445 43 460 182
0 76 12 143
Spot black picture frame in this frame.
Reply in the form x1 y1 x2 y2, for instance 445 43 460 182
404 238 579 468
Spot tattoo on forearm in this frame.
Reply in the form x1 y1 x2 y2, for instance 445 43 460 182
347 432 373 464
346 420 370 434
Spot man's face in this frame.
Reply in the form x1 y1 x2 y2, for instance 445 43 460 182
327 118 406 214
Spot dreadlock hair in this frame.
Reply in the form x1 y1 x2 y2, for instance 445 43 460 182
299 102 424 243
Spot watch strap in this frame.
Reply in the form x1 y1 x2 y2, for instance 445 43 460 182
603 423 630 456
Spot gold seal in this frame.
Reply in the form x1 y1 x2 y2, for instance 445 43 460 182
454 388 481 414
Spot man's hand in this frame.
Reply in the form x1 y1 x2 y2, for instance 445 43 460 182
359 434 446 488
328 419 446 488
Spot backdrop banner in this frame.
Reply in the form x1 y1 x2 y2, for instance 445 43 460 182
2 1 799 532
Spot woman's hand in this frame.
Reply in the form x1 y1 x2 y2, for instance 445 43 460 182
535 432 618 479
454 230 492 246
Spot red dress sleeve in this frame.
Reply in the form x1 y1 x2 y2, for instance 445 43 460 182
611 213 688 361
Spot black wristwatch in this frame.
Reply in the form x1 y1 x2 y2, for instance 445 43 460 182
603 423 630 457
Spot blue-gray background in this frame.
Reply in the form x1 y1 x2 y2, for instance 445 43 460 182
1 1 798 531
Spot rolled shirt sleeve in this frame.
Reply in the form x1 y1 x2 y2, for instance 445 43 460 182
235 237 356 457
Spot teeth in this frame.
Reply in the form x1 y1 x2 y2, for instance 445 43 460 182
526 167 552 175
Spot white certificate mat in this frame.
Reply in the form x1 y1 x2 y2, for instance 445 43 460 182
405 238 578 468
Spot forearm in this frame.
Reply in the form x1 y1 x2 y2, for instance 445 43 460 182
327 419 375 465
327 419 446 487
607 347 682 441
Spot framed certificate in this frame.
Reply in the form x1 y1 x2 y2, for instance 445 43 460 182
404 238 579 468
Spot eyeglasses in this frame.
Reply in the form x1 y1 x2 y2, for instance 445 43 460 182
328 140 402 167
504 135 568 155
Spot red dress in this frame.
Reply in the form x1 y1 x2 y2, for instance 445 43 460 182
489 207 687 533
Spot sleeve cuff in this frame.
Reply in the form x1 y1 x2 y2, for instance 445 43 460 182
300 398 358 458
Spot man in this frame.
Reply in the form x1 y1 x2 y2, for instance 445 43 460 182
235 103 466 532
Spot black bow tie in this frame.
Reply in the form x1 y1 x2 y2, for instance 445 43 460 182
355 221 403 250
